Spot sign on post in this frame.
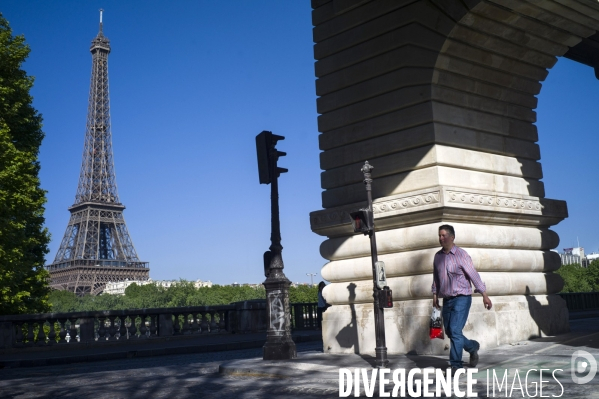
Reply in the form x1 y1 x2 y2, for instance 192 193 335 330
375 261 387 289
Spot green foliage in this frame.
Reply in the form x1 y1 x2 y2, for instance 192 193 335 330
585 260 599 291
48 282 317 312
289 285 318 303
0 13 51 315
555 261 599 293
124 282 169 308
48 290 81 313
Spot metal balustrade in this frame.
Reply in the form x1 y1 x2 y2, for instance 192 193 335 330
290 303 319 330
559 292 599 312
0 302 319 349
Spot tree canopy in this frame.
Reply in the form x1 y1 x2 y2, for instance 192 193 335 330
0 13 51 315
49 282 318 313
555 261 599 293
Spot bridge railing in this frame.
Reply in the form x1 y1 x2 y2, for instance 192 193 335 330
0 301 319 350
559 292 599 311
290 302 319 330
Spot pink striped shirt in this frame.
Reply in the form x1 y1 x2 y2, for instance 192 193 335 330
431 245 486 298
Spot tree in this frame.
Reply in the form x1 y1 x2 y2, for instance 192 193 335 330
585 260 599 291
556 263 593 293
124 282 167 309
0 13 51 315
48 290 80 313
46 282 318 312
289 285 318 303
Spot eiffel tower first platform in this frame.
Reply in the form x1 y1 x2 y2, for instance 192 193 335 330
47 11 149 296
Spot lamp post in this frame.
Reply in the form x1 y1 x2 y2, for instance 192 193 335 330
306 273 317 286
255 131 296 360
349 161 389 368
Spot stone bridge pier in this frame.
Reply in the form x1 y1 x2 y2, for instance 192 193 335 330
309 0 599 355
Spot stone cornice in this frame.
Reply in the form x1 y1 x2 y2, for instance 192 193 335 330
446 189 541 212
373 190 441 213
310 186 567 237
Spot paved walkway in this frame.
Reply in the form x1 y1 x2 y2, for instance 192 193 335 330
0 330 322 368
1 317 598 398
220 316 599 398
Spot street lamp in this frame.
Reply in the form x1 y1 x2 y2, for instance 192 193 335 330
349 161 391 368
306 273 317 286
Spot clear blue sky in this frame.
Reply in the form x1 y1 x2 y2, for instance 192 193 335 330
2 2 599 285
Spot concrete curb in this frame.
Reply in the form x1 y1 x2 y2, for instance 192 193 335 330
218 362 338 380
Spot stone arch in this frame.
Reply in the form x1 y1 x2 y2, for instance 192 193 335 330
310 0 599 354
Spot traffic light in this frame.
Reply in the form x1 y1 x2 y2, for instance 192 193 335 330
349 209 373 235
255 130 288 184
263 251 272 278
379 286 393 309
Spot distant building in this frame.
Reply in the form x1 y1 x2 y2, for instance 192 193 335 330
559 253 581 266
228 282 314 288
587 253 599 260
560 247 588 267
291 282 312 287
230 282 262 288
564 247 585 259
104 279 213 295
227 282 317 288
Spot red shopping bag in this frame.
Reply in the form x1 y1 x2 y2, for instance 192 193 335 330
430 307 444 340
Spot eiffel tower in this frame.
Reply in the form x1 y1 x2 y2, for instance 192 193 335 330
47 10 149 296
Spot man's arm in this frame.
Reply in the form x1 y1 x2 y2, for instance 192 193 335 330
481 291 492 310
460 250 492 310
431 267 440 309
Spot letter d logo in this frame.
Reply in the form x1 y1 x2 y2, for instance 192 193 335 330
571 350 597 384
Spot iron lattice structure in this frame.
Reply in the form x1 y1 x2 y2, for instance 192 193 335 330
47 13 149 296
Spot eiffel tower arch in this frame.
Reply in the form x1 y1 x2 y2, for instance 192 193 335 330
47 11 149 296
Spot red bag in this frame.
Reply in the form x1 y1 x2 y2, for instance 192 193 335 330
430 307 444 340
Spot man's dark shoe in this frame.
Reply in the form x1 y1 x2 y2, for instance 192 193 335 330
469 340 480 367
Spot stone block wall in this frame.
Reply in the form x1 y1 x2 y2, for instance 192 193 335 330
310 0 599 355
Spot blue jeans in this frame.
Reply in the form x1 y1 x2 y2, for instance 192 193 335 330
442 295 476 368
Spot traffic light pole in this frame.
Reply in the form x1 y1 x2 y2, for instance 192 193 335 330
256 131 296 361
361 161 389 368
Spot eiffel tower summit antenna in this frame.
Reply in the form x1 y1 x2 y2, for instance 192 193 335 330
47 13 150 296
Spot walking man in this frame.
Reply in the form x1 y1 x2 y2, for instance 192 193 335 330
432 224 492 373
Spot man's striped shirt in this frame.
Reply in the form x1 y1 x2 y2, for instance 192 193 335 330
431 245 486 298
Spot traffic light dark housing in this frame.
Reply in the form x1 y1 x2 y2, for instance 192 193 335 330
379 286 393 309
256 130 288 184
349 209 373 235
263 251 272 278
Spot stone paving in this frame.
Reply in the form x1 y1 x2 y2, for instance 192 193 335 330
0 330 322 368
1 317 599 398
217 317 599 398
0 341 333 399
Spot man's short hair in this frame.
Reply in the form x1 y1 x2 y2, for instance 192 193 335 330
439 224 455 237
